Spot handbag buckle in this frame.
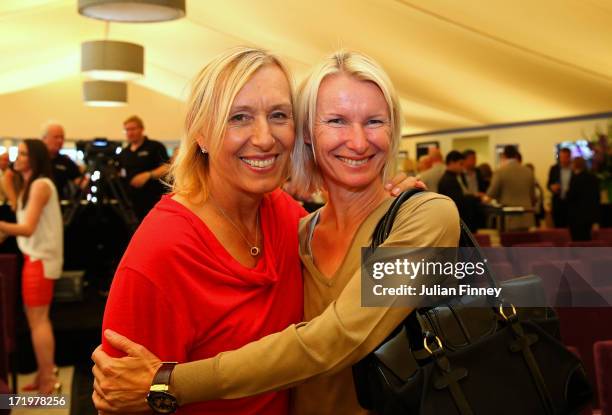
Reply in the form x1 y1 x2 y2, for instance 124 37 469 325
498 302 517 321
423 334 444 355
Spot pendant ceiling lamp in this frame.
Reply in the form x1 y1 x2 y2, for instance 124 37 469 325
78 0 185 23
83 80 127 107
81 40 144 81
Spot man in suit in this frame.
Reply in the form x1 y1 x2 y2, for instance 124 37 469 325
567 157 600 241
487 145 535 231
547 147 572 228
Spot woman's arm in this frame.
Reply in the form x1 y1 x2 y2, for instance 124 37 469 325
92 194 459 412
94 267 192 413
0 179 50 236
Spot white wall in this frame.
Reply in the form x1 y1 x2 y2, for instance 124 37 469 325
400 116 611 204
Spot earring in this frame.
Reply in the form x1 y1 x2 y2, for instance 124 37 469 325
201 147 208 154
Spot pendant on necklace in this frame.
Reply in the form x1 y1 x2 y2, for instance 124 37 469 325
250 246 260 256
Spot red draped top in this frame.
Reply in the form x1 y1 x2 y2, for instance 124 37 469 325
102 190 306 414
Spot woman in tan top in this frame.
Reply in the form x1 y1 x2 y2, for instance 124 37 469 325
92 51 459 414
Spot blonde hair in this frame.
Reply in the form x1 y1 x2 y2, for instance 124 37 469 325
169 46 294 202
291 50 402 193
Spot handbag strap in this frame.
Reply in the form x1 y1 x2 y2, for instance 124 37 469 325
507 316 556 415
370 189 423 248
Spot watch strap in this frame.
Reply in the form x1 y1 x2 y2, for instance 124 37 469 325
151 362 178 391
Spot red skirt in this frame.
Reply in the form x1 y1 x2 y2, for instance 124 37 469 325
22 255 54 307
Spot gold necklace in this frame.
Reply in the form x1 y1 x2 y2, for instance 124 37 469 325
208 197 260 256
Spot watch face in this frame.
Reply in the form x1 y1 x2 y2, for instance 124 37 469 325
147 392 178 414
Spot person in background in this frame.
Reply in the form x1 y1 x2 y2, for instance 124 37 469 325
417 154 432 173
547 147 572 228
525 163 545 227
400 157 417 176
118 116 170 221
419 148 445 192
0 153 9 172
462 149 487 230
439 151 479 231
0 140 63 394
478 162 493 190
41 122 83 200
0 152 20 257
487 145 535 231
169 146 180 165
567 157 600 241
462 149 486 195
438 150 467 214
0 153 9 204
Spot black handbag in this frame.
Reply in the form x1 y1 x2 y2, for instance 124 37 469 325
353 189 592 415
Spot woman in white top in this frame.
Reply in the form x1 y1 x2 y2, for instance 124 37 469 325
0 139 63 393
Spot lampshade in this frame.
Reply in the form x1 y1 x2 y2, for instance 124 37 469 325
78 0 185 22
81 40 144 81
83 81 127 107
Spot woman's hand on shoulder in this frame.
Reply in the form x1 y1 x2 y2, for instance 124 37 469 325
384 172 426 196
91 330 162 413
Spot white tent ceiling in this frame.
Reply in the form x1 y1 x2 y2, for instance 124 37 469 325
1 0 611 134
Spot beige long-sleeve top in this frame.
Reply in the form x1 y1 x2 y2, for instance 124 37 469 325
172 192 460 414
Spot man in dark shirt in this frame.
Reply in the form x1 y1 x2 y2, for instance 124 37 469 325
462 149 487 194
41 123 82 200
547 147 572 227
439 150 479 231
567 157 600 240
118 115 169 221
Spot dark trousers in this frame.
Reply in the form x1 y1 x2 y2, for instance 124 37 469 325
552 198 569 228
569 221 593 241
